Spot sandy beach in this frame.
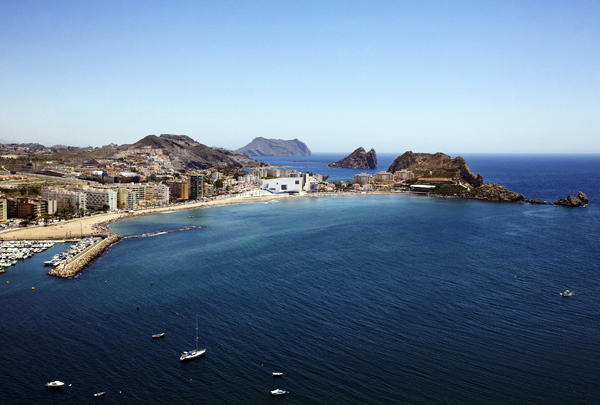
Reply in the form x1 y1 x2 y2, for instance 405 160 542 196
0 194 294 241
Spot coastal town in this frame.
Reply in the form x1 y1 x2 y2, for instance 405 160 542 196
0 140 430 279
0 140 430 231
0 139 588 280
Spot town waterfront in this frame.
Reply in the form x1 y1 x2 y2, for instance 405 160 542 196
1 154 599 404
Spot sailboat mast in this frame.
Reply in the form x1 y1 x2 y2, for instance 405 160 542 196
195 316 199 350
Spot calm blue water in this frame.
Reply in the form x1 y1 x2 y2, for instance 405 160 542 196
1 154 599 404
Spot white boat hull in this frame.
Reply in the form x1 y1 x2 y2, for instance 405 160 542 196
180 348 206 361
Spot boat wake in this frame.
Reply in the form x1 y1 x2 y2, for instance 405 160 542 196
124 226 205 239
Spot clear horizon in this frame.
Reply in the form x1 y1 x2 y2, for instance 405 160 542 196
1 1 599 153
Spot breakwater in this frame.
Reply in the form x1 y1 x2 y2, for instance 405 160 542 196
47 235 122 279
122 225 205 239
46 226 204 278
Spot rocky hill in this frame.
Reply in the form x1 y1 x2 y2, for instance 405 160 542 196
388 151 483 188
2 135 266 172
235 137 312 156
123 134 266 171
327 147 377 169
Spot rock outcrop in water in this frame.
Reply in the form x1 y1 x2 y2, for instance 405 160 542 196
553 191 588 207
327 147 377 169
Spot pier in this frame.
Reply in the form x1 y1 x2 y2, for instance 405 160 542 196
47 235 122 279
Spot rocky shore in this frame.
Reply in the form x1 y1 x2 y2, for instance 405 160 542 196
462 184 588 207
47 235 122 278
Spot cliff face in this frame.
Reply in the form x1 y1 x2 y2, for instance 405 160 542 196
124 134 266 171
388 151 483 188
235 137 312 156
327 147 377 169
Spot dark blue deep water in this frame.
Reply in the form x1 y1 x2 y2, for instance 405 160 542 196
1 154 599 404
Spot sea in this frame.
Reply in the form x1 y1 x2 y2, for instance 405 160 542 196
1 153 599 404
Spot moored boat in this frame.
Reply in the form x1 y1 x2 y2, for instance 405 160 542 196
180 316 206 362
94 392 105 397
560 289 573 297
152 333 165 339
272 372 284 377
45 380 65 389
271 389 287 396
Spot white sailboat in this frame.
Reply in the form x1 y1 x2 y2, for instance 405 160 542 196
180 316 206 361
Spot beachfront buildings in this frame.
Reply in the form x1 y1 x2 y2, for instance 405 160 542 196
394 170 414 181
42 187 87 213
74 187 118 211
353 173 373 185
0 198 6 222
166 179 189 200
373 171 394 183
261 177 303 194
189 175 204 199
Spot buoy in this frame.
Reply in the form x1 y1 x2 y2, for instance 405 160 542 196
6 281 8 284
137 306 139 310
31 287 35 290
151 282 153 285
105 281 107 284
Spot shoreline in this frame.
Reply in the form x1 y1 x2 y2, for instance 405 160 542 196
0 193 299 241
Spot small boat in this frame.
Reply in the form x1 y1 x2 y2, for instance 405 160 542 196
152 333 165 339
560 289 574 297
272 372 284 377
94 392 105 397
45 380 65 389
271 389 287 396
180 316 206 362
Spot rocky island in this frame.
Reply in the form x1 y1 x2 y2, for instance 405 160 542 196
235 137 312 156
328 147 377 169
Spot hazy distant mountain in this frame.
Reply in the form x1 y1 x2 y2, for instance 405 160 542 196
235 137 312 156
0 139 10 144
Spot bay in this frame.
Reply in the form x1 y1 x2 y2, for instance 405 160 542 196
1 154 599 404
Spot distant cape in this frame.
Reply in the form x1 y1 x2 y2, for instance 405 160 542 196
235 137 312 156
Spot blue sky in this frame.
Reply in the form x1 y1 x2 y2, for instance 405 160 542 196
1 0 599 153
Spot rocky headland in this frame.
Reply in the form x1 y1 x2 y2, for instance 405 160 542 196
388 151 587 207
328 147 377 169
235 137 312 156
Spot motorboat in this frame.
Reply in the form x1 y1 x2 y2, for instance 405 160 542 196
272 372 284 377
45 381 65 389
560 289 574 297
94 392 105 397
180 316 206 362
271 389 287 396
152 333 165 339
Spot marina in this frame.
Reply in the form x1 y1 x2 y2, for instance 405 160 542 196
0 240 56 272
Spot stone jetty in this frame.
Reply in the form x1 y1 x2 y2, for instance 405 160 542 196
47 235 122 279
